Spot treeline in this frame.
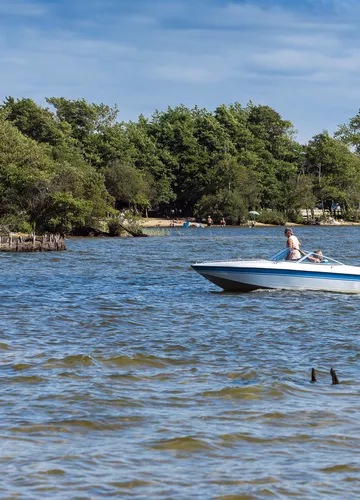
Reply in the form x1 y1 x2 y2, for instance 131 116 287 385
1 96 360 233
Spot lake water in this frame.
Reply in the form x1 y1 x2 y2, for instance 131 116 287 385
1 226 360 499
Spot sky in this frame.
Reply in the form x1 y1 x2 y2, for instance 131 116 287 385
1 0 360 142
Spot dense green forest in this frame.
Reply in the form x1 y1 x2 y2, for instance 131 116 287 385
1 96 360 233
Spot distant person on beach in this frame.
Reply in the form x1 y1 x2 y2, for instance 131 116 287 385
284 228 301 260
220 217 226 227
207 216 213 227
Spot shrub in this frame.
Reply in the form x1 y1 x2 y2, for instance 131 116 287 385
44 193 93 233
195 190 247 225
286 211 304 224
257 209 286 225
0 215 34 234
108 219 125 236
17 221 35 234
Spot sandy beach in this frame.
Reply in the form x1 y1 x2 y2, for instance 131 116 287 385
141 218 187 228
140 217 360 228
140 217 287 228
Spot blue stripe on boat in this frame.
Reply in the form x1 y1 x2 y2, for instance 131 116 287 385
194 266 360 282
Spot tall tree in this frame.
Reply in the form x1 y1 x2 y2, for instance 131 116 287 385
2 97 72 147
336 110 360 152
46 98 118 139
306 132 360 215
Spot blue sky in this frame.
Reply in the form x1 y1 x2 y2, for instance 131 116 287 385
1 0 360 142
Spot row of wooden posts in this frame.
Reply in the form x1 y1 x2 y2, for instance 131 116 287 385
311 368 340 384
0 233 66 252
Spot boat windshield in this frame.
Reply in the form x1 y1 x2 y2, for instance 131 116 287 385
269 248 290 261
268 248 344 265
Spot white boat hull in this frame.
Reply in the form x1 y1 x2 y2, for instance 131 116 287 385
191 260 360 293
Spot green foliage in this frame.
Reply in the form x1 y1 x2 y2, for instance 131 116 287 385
335 110 360 153
0 113 109 233
0 215 34 234
17 220 35 234
257 209 287 225
195 189 248 224
113 210 145 236
46 97 118 142
142 227 170 236
103 162 151 210
2 97 73 147
0 216 14 234
44 192 93 233
107 219 125 236
305 132 360 213
0 117 54 221
286 212 305 224
2 95 360 234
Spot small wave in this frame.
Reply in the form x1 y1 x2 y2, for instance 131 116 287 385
38 469 65 475
320 464 360 473
219 433 281 445
107 373 142 381
103 354 192 368
110 480 155 489
210 477 279 486
0 434 42 444
12 363 32 371
148 436 214 451
201 385 283 400
10 418 143 433
11 375 43 383
45 355 96 367
213 494 256 500
103 355 167 368
163 344 190 353
227 370 258 382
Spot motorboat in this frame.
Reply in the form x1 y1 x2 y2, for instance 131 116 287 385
191 248 360 293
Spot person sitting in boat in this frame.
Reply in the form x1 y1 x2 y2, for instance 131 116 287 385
284 228 301 260
308 250 323 263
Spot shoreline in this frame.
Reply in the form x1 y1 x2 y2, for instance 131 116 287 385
140 217 360 228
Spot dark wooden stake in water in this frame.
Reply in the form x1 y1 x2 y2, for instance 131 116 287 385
0 234 66 252
330 368 339 385
311 368 317 383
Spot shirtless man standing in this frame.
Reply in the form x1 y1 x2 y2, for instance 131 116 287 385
284 228 301 260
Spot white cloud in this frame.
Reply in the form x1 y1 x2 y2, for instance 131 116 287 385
126 15 157 26
251 47 360 73
277 33 340 48
0 1 46 16
330 0 360 14
1 0 360 142
203 2 298 28
152 64 220 84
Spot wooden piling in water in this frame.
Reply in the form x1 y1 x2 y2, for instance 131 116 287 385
330 367 339 385
0 233 66 252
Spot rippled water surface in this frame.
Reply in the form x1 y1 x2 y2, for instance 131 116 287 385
1 226 360 499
